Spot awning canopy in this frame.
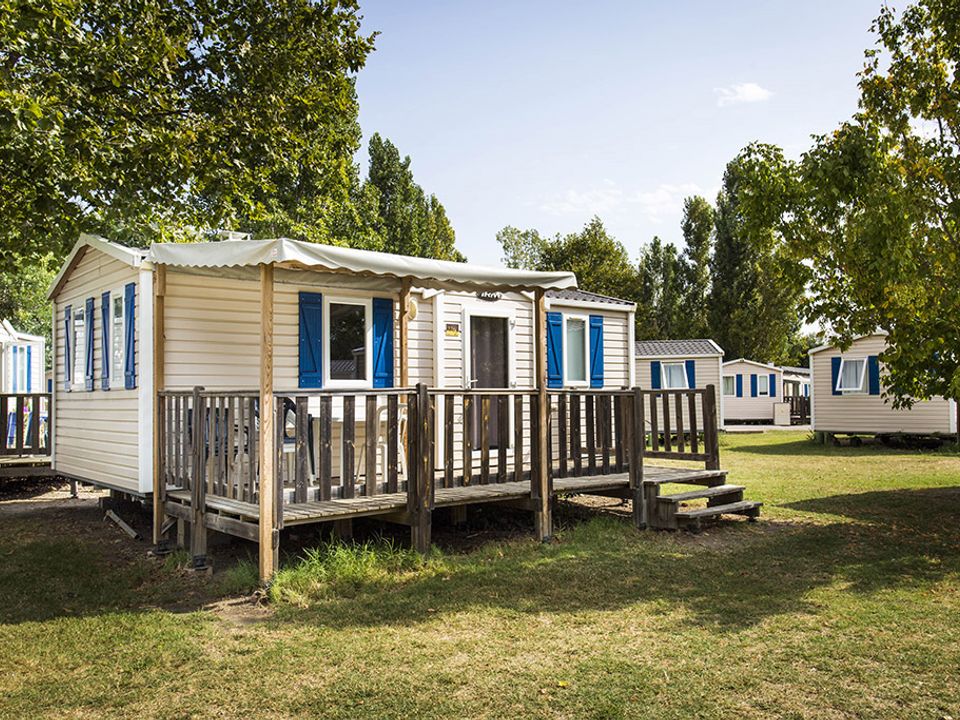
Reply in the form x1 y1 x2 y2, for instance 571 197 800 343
148 238 577 292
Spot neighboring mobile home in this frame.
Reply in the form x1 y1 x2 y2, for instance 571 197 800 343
809 333 957 440
722 359 783 423
780 366 810 398
634 339 724 429
0 320 44 394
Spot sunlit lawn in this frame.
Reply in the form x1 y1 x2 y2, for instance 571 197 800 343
1 431 959 719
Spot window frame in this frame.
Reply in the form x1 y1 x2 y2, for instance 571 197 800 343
71 302 86 391
836 357 867 394
323 296 373 389
561 313 590 388
661 361 689 390
109 287 126 389
722 375 735 397
757 374 770 397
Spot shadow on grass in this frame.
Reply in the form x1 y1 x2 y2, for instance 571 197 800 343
727 437 959 458
2 486 959 633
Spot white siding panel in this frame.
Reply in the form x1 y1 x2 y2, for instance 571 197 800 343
811 335 952 434
721 360 782 422
53 249 140 491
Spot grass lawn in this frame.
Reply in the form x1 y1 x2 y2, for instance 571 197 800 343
2 431 959 719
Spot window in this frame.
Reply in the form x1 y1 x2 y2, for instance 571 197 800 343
836 358 866 393
723 376 735 396
757 374 769 396
326 299 370 385
661 362 688 390
564 316 588 385
111 293 124 387
72 305 86 388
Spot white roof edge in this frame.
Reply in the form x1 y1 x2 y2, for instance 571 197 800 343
722 357 782 372
548 297 637 313
148 237 577 291
808 331 889 356
48 234 145 299
636 352 723 359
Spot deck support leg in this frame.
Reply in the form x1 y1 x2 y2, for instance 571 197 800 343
333 519 353 542
451 505 468 527
69 477 78 498
409 383 434 555
533 289 552 542
176 518 186 549
629 387 647 530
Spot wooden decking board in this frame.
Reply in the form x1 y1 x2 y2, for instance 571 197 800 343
675 500 762 519
167 465 722 527
657 484 745 503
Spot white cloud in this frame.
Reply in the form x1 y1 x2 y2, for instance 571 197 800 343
538 181 705 224
714 82 772 107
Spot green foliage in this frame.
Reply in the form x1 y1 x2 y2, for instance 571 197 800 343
497 225 548 269
0 0 377 264
794 0 960 404
362 133 465 261
678 196 715 338
635 237 684 340
0 253 57 364
709 144 805 364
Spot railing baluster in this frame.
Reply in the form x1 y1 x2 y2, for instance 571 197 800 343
295 396 309 503
387 394 399 493
649 393 659 452
15 395 24 455
480 396 491 484
688 391 699 454
661 391 672 453
342 395 356 498
513 394 524 483
463 393 474 486
675 391 686 454
557 393 568 478
497 395 508 483
585 394 596 474
319 395 332 500
443 394 454 488
614 395 624 473
600 395 611 475
571 394 582 476
365 394 378 496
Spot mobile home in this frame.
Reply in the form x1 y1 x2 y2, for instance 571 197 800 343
634 339 724 428
0 320 44 394
809 333 957 440
722 359 784 423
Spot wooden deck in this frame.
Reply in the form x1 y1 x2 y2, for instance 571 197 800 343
164 465 728 529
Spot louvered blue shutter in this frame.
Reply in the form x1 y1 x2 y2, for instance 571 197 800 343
804 383 809 397
84 297 95 391
831 357 842 396
298 292 323 388
750 373 758 397
588 315 603 388
26 346 31 393
63 306 72 391
650 361 661 390
101 291 111 390
685 360 696 389
735 373 743 397
546 312 563 388
769 373 777 397
867 355 880 395
372 298 394 388
123 283 136 389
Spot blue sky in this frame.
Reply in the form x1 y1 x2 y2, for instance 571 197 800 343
354 1 880 266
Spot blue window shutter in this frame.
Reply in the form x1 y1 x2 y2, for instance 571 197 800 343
804 384 809 397
101 291 111 390
750 373 758 397
123 283 136 389
685 360 696 388
372 298 394 388
11 346 17 393
298 292 323 388
831 357 842 396
650 361 661 390
735 373 743 397
588 315 604 388
769 373 777 397
26 346 31 393
85 297 95 391
63 306 72 391
868 355 880 395
546 312 563 388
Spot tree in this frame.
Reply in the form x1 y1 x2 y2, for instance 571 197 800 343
678 196 714 338
497 226 547 270
0 0 377 267
708 144 805 363
364 134 465 261
795 0 960 408
636 237 685 340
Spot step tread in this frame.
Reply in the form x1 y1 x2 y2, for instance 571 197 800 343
657 484 745 503
642 470 728 487
675 500 763 519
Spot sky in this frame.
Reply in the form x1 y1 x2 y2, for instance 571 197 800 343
353 0 881 267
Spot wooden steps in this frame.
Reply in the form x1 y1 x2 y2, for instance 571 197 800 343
644 476 762 530
674 500 763 531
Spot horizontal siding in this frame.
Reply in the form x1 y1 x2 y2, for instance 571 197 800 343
722 360 782 421
53 248 140 491
812 335 952 434
635 354 722 427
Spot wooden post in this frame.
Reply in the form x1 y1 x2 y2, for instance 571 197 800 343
703 384 720 470
152 264 166 546
258 263 278 583
411 383 433 553
399 278 412 387
190 386 207 566
630 387 646 529
533 289 552 541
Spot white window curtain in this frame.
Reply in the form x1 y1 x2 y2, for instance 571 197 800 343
837 358 865 392
662 363 687 389
565 318 586 383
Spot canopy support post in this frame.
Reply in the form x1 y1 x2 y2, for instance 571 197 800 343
259 263 278 584
533 288 552 541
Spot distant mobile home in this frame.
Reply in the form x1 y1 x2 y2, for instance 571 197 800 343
722 359 784 423
634 339 724 429
0 320 44 394
809 333 957 440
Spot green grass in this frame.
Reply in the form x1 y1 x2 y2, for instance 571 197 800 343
2 431 959 719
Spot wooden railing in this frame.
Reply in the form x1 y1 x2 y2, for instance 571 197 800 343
0 393 50 456
787 395 810 424
638 386 720 469
548 389 634 478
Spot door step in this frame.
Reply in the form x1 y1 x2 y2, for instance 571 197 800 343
656 484 745 504
642 469 728 488
674 500 763 531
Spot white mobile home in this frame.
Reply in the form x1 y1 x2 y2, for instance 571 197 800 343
0 320 44 394
780 366 810 398
722 359 784 423
634 339 724 429
809 333 957 439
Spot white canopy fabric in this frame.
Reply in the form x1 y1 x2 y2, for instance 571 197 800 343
148 238 577 292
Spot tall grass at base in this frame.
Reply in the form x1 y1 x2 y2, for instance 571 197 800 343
270 538 447 606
